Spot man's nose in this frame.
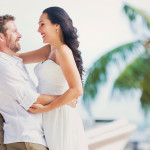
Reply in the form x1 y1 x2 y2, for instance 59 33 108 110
17 32 22 38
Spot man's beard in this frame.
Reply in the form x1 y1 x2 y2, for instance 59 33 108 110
12 44 21 53
7 42 21 53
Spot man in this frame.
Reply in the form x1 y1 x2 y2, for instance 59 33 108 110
0 15 77 150
0 114 6 150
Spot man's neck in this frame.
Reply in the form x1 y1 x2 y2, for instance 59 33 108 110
0 47 15 57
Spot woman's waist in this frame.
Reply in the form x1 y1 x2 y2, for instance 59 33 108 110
37 85 68 95
43 104 76 114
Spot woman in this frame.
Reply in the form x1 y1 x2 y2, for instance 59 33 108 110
18 7 88 150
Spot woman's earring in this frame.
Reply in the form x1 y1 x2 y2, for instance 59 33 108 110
56 29 58 32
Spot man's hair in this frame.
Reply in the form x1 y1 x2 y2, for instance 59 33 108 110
0 14 15 35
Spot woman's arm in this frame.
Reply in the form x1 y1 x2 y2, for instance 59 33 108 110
29 45 83 113
16 44 51 64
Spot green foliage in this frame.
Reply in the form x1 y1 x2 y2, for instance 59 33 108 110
83 40 142 105
123 4 150 30
113 54 150 92
83 4 150 114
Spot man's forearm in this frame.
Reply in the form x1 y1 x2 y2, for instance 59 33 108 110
35 94 59 105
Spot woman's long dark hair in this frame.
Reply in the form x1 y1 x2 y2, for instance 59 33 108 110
43 7 84 81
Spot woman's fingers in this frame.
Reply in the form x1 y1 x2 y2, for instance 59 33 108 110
28 104 45 113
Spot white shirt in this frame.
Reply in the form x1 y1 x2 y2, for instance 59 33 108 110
0 52 47 146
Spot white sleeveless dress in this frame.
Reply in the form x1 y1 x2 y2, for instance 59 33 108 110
34 60 88 150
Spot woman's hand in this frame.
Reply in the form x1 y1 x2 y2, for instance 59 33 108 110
67 98 78 108
29 98 78 113
28 103 46 113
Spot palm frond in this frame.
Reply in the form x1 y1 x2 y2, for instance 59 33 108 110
113 53 150 93
83 40 143 106
123 4 150 30
113 53 150 114
140 90 150 115
140 71 150 115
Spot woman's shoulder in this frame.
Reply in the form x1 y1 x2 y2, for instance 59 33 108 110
59 44 69 50
56 44 73 61
57 44 72 54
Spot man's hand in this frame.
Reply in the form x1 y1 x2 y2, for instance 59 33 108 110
67 98 79 108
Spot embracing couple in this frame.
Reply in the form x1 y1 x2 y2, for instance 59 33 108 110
0 6 88 150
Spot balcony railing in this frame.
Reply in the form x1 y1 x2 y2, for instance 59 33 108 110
85 119 136 150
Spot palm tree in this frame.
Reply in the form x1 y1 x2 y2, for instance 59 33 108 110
83 4 150 114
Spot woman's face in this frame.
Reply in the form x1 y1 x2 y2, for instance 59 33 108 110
38 13 57 44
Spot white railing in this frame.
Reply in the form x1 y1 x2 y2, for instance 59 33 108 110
85 119 136 150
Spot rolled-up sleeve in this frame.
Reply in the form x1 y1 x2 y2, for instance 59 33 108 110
0 63 40 110
18 88 40 110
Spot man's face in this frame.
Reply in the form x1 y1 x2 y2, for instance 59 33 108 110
4 20 22 53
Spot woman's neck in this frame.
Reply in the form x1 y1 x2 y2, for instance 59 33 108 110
50 39 65 51
50 30 65 50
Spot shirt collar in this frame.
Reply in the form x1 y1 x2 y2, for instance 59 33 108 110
0 52 23 65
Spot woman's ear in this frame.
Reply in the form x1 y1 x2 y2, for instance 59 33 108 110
55 24 60 33
55 24 60 30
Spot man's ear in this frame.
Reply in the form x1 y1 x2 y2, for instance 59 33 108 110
0 33 5 42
